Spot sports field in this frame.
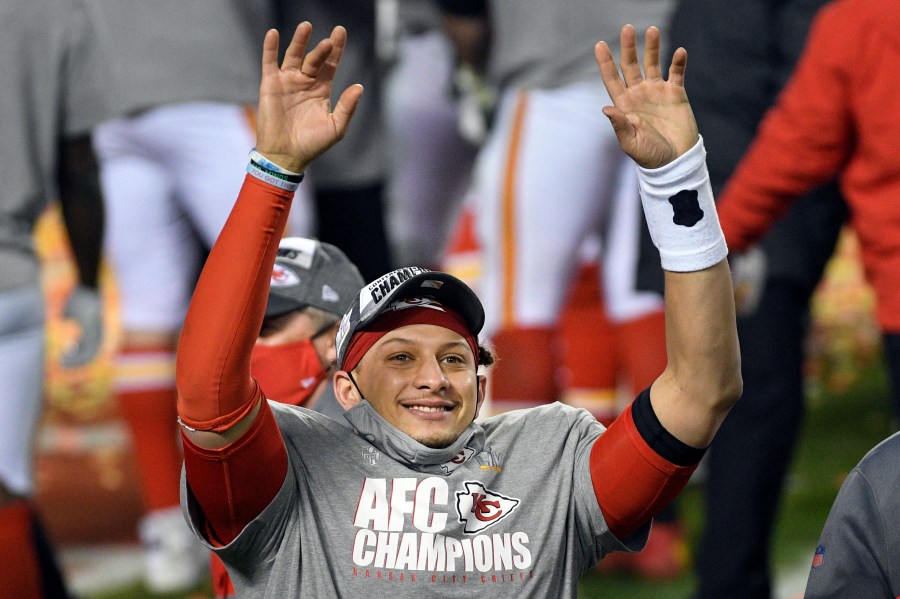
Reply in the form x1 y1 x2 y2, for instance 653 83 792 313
33 208 891 598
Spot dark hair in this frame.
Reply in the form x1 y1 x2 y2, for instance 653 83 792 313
477 344 495 367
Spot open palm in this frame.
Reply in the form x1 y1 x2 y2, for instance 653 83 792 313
255 23 364 173
595 25 699 169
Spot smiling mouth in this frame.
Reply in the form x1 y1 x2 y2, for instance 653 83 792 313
404 405 453 413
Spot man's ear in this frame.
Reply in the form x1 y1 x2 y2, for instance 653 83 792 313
333 370 362 411
473 374 487 419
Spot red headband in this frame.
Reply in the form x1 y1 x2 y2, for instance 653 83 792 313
341 305 478 373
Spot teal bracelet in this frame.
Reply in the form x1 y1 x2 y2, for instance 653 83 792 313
249 161 302 183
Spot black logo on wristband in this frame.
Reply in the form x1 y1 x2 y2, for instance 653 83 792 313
668 189 704 227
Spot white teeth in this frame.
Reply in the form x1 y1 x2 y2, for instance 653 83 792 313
409 406 447 413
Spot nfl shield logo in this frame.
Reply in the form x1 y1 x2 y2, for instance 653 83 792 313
362 446 380 466
812 545 825 569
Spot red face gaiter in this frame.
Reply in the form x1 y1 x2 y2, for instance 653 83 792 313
250 339 329 406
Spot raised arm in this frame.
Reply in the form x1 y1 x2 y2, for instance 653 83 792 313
584 26 742 542
176 23 362 449
174 23 363 545
596 25 742 448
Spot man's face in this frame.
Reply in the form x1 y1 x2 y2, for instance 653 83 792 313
353 323 480 448
257 309 340 367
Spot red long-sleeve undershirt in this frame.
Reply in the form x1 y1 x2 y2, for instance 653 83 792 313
176 174 291 544
590 402 698 539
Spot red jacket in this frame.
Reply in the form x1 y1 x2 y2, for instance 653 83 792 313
716 0 900 331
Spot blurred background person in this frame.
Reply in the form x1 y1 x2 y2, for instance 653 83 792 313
666 0 849 596
714 0 900 430
85 0 280 591
0 0 109 596
380 0 480 270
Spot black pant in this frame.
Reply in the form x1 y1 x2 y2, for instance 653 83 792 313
695 280 809 599
879 333 900 424
315 182 393 283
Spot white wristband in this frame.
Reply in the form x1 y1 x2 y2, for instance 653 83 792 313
247 162 300 192
636 136 727 272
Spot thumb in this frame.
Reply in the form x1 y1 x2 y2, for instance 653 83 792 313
331 84 364 139
602 106 635 144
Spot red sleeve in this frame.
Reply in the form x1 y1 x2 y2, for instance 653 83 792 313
182 399 287 546
716 3 854 252
176 174 293 431
589 404 697 540
175 173 294 542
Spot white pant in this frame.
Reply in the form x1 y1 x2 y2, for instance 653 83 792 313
0 287 45 495
94 102 258 332
383 31 476 267
472 81 663 338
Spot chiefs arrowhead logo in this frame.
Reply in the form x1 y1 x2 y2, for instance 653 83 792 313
455 481 520 534
271 264 300 287
439 447 476 475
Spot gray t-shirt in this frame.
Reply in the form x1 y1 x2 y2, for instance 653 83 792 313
310 383 351 426
85 0 267 117
486 0 675 90
184 401 647 597
804 431 900 598
0 0 110 291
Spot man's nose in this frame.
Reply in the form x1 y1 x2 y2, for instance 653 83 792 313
413 356 449 390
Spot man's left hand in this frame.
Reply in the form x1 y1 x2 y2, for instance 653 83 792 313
61 285 103 367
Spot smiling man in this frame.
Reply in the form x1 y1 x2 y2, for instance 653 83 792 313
332 269 489 451
175 21 742 598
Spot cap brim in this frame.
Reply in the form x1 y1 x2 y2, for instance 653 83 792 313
264 293 304 319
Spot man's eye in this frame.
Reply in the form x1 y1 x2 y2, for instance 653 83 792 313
389 353 411 362
443 355 465 364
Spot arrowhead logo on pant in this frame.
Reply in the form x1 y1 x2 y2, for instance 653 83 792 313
456 481 520 534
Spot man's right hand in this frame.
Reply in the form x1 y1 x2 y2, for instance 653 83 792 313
255 23 364 173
